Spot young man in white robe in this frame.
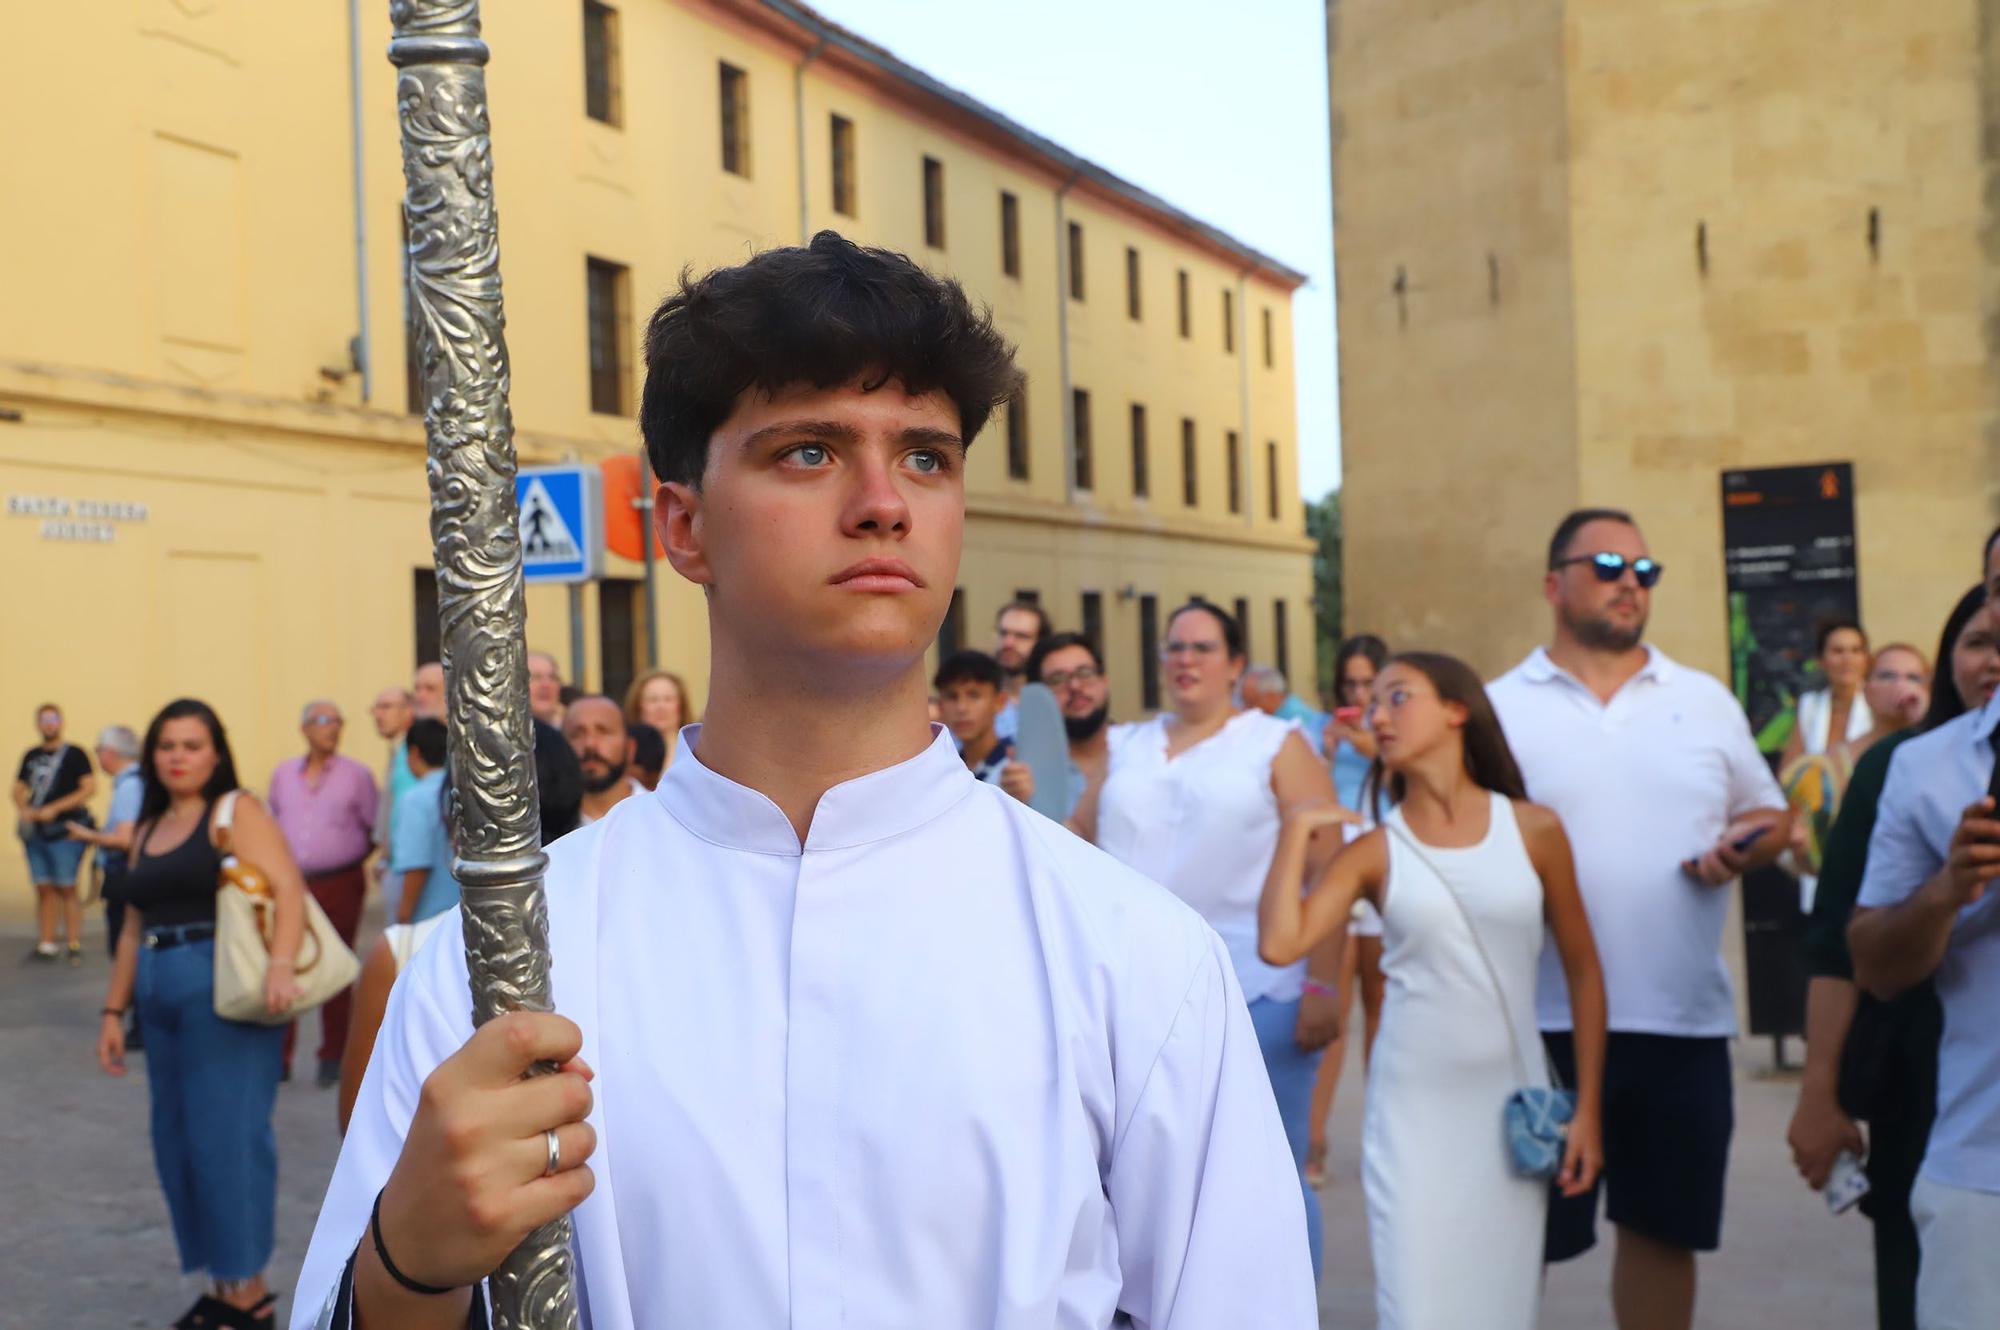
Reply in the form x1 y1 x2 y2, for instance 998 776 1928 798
293 232 1317 1330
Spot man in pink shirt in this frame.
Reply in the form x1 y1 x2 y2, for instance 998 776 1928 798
269 698 379 1086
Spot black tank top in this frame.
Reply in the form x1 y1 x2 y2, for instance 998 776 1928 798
118 801 222 928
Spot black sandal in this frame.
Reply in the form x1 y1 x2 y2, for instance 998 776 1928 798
172 1291 276 1330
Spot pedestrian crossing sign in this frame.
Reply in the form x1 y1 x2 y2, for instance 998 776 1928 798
516 464 602 583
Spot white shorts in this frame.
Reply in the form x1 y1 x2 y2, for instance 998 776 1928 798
1912 1174 2000 1328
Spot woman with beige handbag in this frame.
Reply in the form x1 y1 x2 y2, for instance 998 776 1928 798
94 699 308 1330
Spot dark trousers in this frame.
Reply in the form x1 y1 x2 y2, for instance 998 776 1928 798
280 862 367 1068
1864 1075 1935 1330
101 861 128 961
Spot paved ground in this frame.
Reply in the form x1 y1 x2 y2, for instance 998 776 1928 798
8 914 1874 1328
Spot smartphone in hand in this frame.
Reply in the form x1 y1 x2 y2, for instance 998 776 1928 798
1681 824 1771 880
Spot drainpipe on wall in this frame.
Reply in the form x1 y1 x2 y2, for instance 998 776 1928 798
1237 266 1253 530
1055 170 1082 506
346 0 372 402
794 36 827 243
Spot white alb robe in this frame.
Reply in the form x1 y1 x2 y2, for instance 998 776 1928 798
294 724 1314 1329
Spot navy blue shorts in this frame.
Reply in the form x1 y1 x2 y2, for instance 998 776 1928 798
1543 1031 1734 1261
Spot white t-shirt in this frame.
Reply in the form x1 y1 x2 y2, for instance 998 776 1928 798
1488 646 1785 1036
1856 693 2000 1195
1096 710 1304 1003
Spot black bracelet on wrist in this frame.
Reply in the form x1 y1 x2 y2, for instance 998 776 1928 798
369 1188 458 1297
101 1006 125 1018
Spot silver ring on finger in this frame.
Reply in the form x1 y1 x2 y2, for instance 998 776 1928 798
543 1127 561 1178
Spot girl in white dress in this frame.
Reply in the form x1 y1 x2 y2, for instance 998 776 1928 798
1259 652 1609 1330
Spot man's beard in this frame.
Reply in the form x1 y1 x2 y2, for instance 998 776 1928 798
580 762 626 794
1064 704 1110 742
1562 602 1646 652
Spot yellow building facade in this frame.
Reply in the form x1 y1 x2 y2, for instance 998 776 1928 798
0 0 1309 905
1329 0 1999 679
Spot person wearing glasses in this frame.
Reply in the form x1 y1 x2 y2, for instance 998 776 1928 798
1026 631 1112 820
267 700 376 1089
1487 508 1791 1330
1084 598 1351 1282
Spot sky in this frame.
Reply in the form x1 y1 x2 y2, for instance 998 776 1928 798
808 0 1342 499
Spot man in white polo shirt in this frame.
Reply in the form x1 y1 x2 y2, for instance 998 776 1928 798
1849 525 2000 1330
1488 508 1790 1330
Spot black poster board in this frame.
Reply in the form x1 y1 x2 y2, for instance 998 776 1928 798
1721 462 1861 744
1719 462 1859 1049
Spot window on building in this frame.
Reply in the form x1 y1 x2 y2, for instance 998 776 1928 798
939 588 965 655
1274 599 1290 682
718 63 750 177
413 568 440 669
1006 383 1029 481
1262 307 1274 368
1125 247 1141 321
923 156 945 248
582 1 621 126
1067 221 1085 301
1014 588 1041 606
599 578 639 703
1222 288 1235 352
1266 441 1280 520
1129 402 1149 499
1176 269 1191 339
1180 418 1198 507
1139 594 1160 711
1226 430 1242 514
586 256 629 416
402 217 424 416
1234 597 1250 655
1071 388 1093 491
999 191 1021 278
830 114 856 216
1081 591 1104 655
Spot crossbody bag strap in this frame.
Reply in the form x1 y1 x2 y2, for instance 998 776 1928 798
1383 814 1564 1091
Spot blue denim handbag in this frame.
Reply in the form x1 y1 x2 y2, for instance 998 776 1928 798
1387 822 1574 1181
1504 1085 1576 1180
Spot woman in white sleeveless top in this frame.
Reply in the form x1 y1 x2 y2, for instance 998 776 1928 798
1259 652 1608 1329
1082 599 1349 1280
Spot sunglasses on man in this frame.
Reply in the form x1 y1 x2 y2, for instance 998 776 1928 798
1551 551 1664 589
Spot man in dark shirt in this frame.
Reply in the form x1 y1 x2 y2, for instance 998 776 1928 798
13 703 96 963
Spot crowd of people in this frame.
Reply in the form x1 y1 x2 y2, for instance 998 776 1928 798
12 651 704 1328
16 232 1999 1330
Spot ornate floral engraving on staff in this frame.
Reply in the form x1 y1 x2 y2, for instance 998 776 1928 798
387 2 581 1325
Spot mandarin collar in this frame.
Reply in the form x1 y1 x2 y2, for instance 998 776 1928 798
654 722 975 856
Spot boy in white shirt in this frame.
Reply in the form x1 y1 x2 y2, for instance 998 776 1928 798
295 232 1314 1330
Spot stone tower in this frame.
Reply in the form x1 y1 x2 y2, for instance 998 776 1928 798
1329 0 2000 676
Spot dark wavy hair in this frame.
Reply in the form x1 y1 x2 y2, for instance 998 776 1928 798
1027 630 1103 681
1364 651 1529 818
1921 584 1990 733
1333 633 1390 703
639 231 1022 487
137 698 240 826
1168 598 1246 661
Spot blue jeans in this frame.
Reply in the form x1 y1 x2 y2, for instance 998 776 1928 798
1249 994 1324 1281
134 935 285 1281
22 832 86 885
